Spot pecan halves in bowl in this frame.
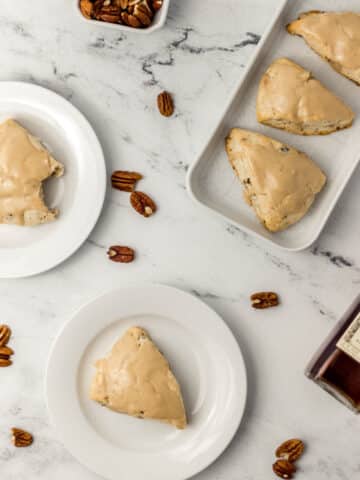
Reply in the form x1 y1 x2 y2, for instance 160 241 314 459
80 0 160 27
0 345 14 367
79 0 94 18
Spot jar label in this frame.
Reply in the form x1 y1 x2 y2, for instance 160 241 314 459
337 312 360 363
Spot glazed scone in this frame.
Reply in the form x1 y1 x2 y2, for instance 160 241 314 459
287 11 360 85
90 327 187 430
257 58 354 135
0 119 64 226
225 129 326 232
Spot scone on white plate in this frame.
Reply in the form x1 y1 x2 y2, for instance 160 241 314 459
287 11 360 85
0 119 64 226
225 129 326 232
257 58 354 135
90 326 187 430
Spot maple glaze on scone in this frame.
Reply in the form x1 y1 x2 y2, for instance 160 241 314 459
257 58 354 135
287 11 360 85
225 129 326 232
90 326 187 429
0 119 64 226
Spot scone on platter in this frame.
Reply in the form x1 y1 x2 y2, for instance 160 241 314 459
90 326 187 430
287 11 360 85
225 129 326 232
257 58 354 135
0 119 64 226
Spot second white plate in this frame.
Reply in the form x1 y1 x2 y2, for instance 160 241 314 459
0 82 106 277
46 285 247 480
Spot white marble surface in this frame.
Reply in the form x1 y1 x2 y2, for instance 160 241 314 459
1 1 360 479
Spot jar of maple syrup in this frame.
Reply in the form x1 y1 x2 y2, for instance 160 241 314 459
306 294 360 412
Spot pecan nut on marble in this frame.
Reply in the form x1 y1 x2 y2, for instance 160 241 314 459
11 428 34 448
111 170 143 192
272 459 296 479
0 346 13 367
152 0 163 10
251 292 279 309
79 0 160 28
130 191 156 217
107 246 135 263
0 324 11 347
276 439 305 463
157 91 174 117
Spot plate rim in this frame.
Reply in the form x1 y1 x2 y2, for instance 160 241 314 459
0 81 106 278
45 284 248 480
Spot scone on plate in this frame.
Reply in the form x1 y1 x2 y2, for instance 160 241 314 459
287 11 360 85
0 119 64 226
225 129 326 232
90 326 187 430
257 58 354 135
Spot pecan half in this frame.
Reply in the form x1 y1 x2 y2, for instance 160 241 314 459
0 324 11 347
134 2 153 25
272 460 296 479
107 246 135 263
276 439 304 463
11 428 33 448
0 345 14 367
121 11 142 27
152 0 163 10
111 170 143 192
96 5 122 22
0 357 11 367
0 346 14 356
251 292 279 309
117 0 129 8
157 91 174 117
130 191 156 217
79 0 94 18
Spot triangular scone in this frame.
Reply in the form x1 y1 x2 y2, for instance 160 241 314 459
90 327 187 430
287 11 360 85
257 58 354 135
0 119 64 226
225 129 326 232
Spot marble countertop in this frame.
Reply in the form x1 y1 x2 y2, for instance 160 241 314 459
1 1 360 479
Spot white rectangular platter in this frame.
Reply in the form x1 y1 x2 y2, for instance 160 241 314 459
187 0 360 252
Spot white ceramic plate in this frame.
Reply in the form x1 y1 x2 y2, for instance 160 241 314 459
46 285 247 480
0 82 106 278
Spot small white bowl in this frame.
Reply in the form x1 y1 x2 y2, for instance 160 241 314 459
75 0 170 34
